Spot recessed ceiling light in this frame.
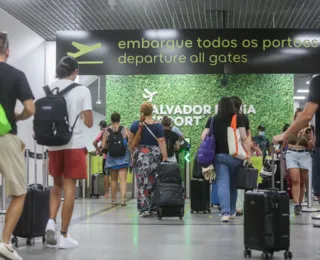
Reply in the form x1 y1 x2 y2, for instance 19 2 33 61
294 96 306 100
306 81 310 84
297 89 309 93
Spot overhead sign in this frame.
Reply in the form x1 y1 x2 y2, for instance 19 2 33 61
56 29 320 75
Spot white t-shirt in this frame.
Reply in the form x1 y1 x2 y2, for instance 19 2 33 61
47 79 92 151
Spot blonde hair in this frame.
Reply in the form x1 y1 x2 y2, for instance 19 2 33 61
133 102 154 147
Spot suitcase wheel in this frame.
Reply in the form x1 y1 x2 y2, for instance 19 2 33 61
26 238 35 246
179 207 184 220
11 237 18 248
157 207 163 220
284 251 293 260
261 252 271 260
243 249 251 258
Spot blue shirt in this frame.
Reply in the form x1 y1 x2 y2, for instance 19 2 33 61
130 120 164 146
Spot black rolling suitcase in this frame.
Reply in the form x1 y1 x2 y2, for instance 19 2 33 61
154 162 185 220
243 149 292 260
190 178 211 214
12 144 50 248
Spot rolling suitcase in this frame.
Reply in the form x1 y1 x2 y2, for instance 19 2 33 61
243 148 292 260
90 174 105 198
12 144 50 248
154 162 185 220
236 163 258 190
190 178 211 214
90 155 105 198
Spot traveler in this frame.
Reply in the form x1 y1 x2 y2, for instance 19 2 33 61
230 96 261 216
102 112 130 206
162 116 180 163
204 97 251 222
283 108 314 215
170 118 184 141
253 125 271 161
45 56 93 249
273 76 320 203
129 102 168 217
0 32 35 260
93 120 110 199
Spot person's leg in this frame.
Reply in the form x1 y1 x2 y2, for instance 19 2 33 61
0 134 27 259
110 170 119 202
299 169 308 205
118 168 128 205
103 158 109 198
289 168 301 215
214 155 231 222
49 176 64 221
61 178 77 235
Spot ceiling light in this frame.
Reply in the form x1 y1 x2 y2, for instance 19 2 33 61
297 89 309 93
306 81 310 84
294 96 306 100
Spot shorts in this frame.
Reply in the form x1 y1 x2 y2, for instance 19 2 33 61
285 150 311 170
48 148 88 179
0 134 27 196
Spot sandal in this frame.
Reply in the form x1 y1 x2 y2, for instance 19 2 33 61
111 200 117 205
121 201 127 206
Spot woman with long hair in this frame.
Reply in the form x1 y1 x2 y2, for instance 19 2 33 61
102 112 130 206
284 108 314 215
129 102 168 217
208 97 251 222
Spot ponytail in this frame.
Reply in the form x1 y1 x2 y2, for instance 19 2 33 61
133 113 145 148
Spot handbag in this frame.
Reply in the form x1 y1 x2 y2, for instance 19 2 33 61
0 104 11 136
227 114 248 160
197 117 216 167
236 162 258 190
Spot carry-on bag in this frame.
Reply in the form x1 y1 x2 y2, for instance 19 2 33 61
154 162 185 220
190 178 211 214
243 148 292 260
236 163 258 190
90 155 105 198
12 143 50 248
211 180 220 207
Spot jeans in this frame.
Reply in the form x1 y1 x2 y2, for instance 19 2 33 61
214 154 243 215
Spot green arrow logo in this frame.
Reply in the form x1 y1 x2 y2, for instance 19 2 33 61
184 152 190 162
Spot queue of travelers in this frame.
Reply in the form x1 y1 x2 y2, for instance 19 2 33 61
0 32 318 260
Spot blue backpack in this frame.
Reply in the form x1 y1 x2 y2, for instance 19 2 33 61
197 117 216 167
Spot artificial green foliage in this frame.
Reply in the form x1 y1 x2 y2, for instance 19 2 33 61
106 74 294 175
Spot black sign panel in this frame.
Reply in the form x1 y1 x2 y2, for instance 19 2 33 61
56 29 320 75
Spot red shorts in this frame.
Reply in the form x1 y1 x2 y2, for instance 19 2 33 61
48 148 88 179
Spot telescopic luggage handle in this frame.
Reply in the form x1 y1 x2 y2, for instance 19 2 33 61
271 145 285 191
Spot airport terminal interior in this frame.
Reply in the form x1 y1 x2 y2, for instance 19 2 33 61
2 0 320 260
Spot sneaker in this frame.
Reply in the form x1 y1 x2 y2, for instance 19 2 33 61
45 219 58 247
0 242 22 260
139 211 150 218
58 234 79 249
230 213 236 219
294 204 302 216
236 208 243 216
221 214 230 222
150 211 157 216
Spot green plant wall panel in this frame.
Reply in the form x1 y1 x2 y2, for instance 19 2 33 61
106 74 294 176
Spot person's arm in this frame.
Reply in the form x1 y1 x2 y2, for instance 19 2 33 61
15 99 35 121
201 117 212 141
81 88 93 128
16 71 35 121
273 102 318 143
158 137 168 161
307 130 315 150
128 131 135 155
239 127 252 158
101 131 107 151
174 140 180 151
93 132 103 153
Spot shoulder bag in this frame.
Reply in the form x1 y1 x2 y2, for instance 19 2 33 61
228 114 248 160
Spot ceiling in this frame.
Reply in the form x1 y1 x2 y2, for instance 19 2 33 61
1 0 318 102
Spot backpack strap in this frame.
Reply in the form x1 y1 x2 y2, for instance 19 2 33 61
59 83 81 96
43 85 52 96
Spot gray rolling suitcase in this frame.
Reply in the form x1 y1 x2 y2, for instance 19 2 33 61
89 155 105 198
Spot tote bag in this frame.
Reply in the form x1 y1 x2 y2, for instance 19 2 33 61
227 114 248 160
0 104 11 136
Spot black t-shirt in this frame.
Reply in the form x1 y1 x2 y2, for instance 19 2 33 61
164 129 179 146
0 63 34 135
308 75 320 147
242 114 250 131
205 115 245 154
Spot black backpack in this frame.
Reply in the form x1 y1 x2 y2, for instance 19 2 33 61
33 83 80 146
165 131 175 157
107 126 126 157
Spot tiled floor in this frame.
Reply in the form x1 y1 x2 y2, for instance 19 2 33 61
2 198 320 260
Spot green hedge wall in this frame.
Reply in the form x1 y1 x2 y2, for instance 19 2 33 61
106 74 293 175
